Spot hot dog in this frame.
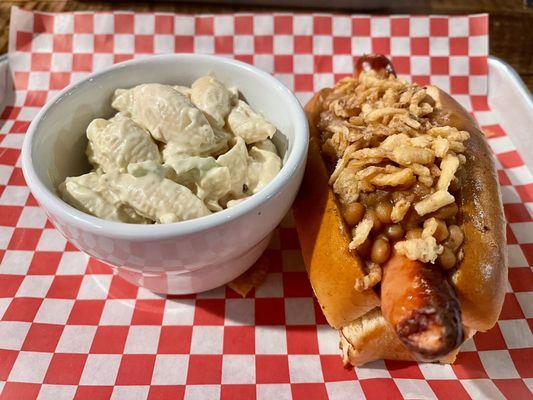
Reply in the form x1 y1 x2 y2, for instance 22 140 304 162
293 54 506 366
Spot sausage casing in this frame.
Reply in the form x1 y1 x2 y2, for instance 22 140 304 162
355 53 397 78
381 255 464 360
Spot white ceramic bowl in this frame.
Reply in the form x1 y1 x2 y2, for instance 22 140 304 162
22 54 308 294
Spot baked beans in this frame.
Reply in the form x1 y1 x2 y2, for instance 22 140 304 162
375 202 393 224
342 202 365 227
365 209 383 233
385 224 404 241
371 238 391 264
406 227 423 240
424 218 449 243
445 225 464 251
438 246 457 269
430 202 458 220
342 193 464 270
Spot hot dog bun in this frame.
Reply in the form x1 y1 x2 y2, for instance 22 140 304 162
293 90 379 329
340 308 416 365
294 75 506 365
426 86 507 332
340 308 466 366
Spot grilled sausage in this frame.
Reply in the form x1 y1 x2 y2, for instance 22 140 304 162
381 254 464 360
355 53 397 78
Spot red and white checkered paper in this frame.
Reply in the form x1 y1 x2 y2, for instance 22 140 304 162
0 6 532 400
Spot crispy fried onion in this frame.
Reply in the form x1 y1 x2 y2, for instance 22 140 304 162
422 217 440 238
414 190 455 216
320 70 470 263
395 236 444 264
349 216 373 251
329 128 469 206
391 198 411 223
354 261 382 292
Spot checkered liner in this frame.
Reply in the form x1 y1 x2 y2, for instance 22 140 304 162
0 6 531 400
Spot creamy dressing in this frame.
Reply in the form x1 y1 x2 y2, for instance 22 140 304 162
112 83 224 156
190 74 236 129
253 138 279 154
101 161 211 223
59 74 282 224
172 85 192 98
217 136 250 198
58 172 148 223
227 100 276 144
247 146 283 194
86 117 160 173
164 154 231 212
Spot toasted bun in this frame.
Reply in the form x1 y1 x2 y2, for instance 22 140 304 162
426 86 507 332
340 308 467 366
340 308 416 365
293 90 380 329
294 82 506 365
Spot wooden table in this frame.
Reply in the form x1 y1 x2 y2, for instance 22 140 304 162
1 0 532 91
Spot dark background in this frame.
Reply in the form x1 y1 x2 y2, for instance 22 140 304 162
1 0 532 91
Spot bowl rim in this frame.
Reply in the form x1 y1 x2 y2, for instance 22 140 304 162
21 53 309 240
